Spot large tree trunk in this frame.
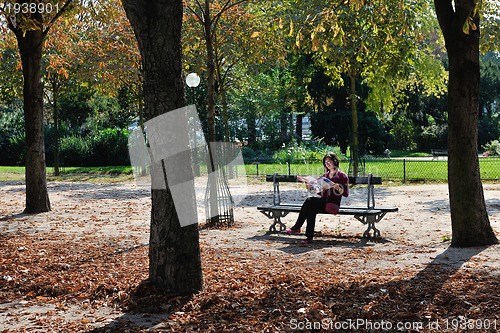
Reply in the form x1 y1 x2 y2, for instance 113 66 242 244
122 0 203 294
15 27 51 213
434 0 498 247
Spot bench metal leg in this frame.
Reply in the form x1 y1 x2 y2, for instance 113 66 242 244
363 215 381 239
258 210 290 232
354 213 386 238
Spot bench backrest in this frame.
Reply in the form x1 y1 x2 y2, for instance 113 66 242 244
264 174 381 185
265 174 297 182
266 173 379 208
349 175 381 185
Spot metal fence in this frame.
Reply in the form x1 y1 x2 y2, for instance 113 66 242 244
245 157 500 182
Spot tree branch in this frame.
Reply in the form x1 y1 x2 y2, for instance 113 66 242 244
43 0 75 36
3 0 18 33
186 0 205 23
211 0 248 38
6 15 17 33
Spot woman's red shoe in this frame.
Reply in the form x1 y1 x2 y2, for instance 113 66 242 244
286 228 300 234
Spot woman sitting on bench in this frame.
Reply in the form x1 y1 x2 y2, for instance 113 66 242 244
286 152 349 243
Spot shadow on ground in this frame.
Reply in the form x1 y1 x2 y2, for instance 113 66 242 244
247 231 386 255
85 246 496 332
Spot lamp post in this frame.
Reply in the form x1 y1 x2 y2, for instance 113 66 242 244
186 73 200 176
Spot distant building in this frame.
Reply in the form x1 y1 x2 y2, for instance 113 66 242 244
301 115 311 141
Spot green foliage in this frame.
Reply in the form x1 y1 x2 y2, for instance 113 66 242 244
272 139 345 164
479 53 500 147
0 47 23 104
59 135 91 166
388 113 417 151
59 128 129 166
241 146 274 164
480 1 500 53
229 67 296 148
478 115 500 148
85 94 134 131
0 102 25 165
418 123 448 150
482 140 500 156
89 128 129 166
387 150 429 158
58 84 95 128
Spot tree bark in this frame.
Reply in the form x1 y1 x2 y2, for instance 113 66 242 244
122 0 203 293
434 0 498 247
13 24 51 213
204 0 217 144
349 69 359 177
51 78 61 176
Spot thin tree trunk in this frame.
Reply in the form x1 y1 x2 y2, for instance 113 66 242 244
349 69 359 177
205 0 216 144
202 0 221 226
434 0 497 247
122 0 203 293
220 81 229 142
52 79 60 176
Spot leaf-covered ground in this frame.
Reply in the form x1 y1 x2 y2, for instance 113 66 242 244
1 232 499 332
1 181 499 332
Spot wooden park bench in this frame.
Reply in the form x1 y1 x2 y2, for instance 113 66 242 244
257 173 398 238
431 149 448 160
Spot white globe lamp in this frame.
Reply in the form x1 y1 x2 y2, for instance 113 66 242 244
186 72 200 88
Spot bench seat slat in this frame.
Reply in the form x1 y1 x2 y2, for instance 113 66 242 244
342 206 398 213
257 205 384 215
257 205 398 213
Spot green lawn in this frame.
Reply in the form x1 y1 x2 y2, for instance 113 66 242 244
244 158 500 182
2 157 499 183
0 166 133 182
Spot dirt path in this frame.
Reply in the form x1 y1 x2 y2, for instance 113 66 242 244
1 180 499 332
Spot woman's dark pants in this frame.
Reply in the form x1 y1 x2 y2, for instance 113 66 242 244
292 197 325 239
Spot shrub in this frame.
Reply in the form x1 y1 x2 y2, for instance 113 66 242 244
0 102 25 165
482 139 500 156
59 128 130 166
89 128 129 166
60 135 92 166
241 146 273 164
272 140 345 164
418 124 448 150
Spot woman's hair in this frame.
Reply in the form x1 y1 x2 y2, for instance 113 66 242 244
323 152 339 169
